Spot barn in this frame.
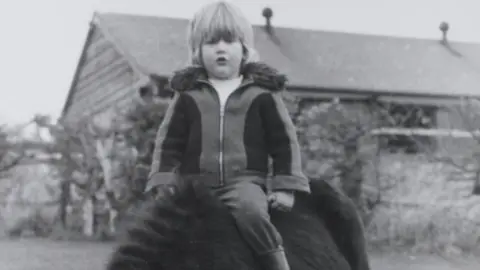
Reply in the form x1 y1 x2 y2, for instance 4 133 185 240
61 10 480 149
60 9 480 193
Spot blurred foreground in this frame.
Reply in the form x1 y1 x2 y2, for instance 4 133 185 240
0 238 478 270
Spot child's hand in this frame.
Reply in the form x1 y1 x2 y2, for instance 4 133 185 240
268 191 295 211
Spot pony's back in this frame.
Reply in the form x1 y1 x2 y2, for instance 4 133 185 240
106 178 369 270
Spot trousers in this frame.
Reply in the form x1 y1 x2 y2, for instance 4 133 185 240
212 177 283 256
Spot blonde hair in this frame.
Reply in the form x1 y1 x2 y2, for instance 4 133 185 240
186 1 259 66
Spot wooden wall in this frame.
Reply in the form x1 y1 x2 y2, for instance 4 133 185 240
63 26 139 123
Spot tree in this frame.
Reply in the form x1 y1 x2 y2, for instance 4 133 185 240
369 97 480 196
0 123 33 178
32 114 137 237
427 98 480 195
30 83 172 238
446 98 480 195
32 115 96 232
121 88 170 197
0 120 65 237
298 100 365 219
296 97 426 222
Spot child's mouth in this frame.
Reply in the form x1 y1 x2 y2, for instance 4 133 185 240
216 56 227 65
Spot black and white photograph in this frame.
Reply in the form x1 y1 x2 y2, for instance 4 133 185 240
0 0 479 269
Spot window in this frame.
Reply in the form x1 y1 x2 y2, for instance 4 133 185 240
378 103 437 154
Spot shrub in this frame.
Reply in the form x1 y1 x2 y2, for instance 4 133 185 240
366 155 480 254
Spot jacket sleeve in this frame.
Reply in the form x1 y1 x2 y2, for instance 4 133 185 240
261 91 310 194
145 92 188 193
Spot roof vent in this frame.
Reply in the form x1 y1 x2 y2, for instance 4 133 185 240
262 7 273 33
438 21 462 57
439 21 449 44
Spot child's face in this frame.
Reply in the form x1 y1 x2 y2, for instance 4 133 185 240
201 34 243 80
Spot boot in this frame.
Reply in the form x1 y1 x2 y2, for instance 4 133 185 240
259 248 291 270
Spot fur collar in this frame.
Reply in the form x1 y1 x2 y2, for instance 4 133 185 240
168 62 287 92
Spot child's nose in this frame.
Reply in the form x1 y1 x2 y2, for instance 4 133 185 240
215 40 228 50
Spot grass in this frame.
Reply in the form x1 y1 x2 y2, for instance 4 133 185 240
0 238 112 270
0 238 479 270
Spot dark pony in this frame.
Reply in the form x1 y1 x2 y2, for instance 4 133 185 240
105 178 371 270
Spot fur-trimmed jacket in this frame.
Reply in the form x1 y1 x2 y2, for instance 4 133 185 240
146 62 310 194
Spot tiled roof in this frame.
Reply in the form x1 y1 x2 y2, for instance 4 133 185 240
95 12 480 97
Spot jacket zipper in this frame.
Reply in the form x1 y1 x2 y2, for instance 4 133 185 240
216 87 229 186
219 102 225 185
199 79 253 186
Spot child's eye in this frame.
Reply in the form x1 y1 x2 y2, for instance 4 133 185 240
205 37 220 44
220 34 235 43
205 31 237 44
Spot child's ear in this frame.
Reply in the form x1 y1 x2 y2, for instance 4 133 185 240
241 44 259 65
239 44 249 70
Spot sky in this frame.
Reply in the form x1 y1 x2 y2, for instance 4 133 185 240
0 0 478 126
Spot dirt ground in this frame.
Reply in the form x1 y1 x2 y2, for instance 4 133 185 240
0 238 479 270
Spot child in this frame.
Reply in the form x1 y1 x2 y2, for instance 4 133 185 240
146 2 310 270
